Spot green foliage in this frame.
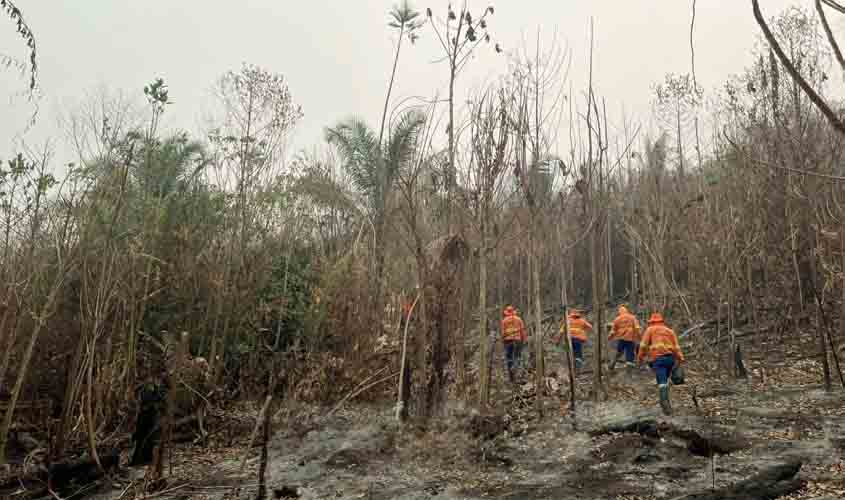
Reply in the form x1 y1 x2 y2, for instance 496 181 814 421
0 153 54 215
325 109 426 216
389 0 423 43
133 132 208 201
143 78 170 107
325 119 381 205
258 249 319 351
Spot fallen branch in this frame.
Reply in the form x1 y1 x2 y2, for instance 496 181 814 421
679 320 716 339
0 449 120 499
328 365 388 418
587 415 749 457
674 460 804 500
239 373 276 474
329 371 399 419
702 328 767 347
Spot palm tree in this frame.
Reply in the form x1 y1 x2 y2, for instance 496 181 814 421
133 132 208 202
379 1 422 146
326 109 426 313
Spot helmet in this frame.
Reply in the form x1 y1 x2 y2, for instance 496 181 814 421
647 312 664 325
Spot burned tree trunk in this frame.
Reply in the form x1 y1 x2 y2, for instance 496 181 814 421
677 461 804 500
130 382 166 466
420 234 468 418
734 344 748 379
256 393 271 500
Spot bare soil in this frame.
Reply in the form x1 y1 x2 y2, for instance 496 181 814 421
42 320 845 500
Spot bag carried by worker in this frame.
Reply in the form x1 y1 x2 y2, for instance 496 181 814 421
670 364 685 385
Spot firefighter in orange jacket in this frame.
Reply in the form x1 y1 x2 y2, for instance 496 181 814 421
501 305 527 383
637 312 685 415
560 310 592 370
609 305 642 370
400 300 412 330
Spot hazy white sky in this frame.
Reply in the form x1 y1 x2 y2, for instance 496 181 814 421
0 0 804 164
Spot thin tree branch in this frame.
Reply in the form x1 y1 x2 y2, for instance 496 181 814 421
752 0 845 136
690 0 698 90
816 0 845 75
724 126 845 181
821 0 845 14
428 15 451 56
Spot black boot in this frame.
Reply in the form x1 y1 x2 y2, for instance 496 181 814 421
659 384 672 416
609 352 622 371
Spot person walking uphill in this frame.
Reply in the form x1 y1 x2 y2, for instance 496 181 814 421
563 310 592 371
637 312 685 416
501 305 527 383
609 305 641 370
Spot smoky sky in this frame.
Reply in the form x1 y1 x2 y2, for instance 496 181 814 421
0 0 809 164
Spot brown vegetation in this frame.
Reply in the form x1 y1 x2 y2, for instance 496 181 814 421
1 1 845 498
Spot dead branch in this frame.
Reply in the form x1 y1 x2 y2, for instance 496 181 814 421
816 0 845 74
752 0 845 136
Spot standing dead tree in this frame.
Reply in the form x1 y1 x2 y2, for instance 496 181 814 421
208 64 302 383
734 3 845 390
580 19 611 402
752 0 845 137
0 152 73 465
394 97 440 420
508 28 569 417
150 332 189 486
371 1 423 329
421 234 468 417
468 87 511 408
425 2 499 227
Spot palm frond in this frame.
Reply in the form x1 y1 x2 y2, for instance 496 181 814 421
326 110 425 215
134 132 209 198
386 109 426 181
390 0 420 26
294 168 357 213
325 117 382 208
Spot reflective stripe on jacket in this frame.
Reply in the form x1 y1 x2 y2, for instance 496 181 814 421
564 317 592 342
611 313 641 343
637 324 684 363
501 315 526 342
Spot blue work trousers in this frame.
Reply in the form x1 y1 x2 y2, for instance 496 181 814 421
571 339 585 368
616 340 636 363
651 354 676 386
504 341 523 372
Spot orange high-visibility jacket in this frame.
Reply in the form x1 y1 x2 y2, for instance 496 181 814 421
610 310 641 343
501 315 527 342
565 316 592 342
637 323 685 363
